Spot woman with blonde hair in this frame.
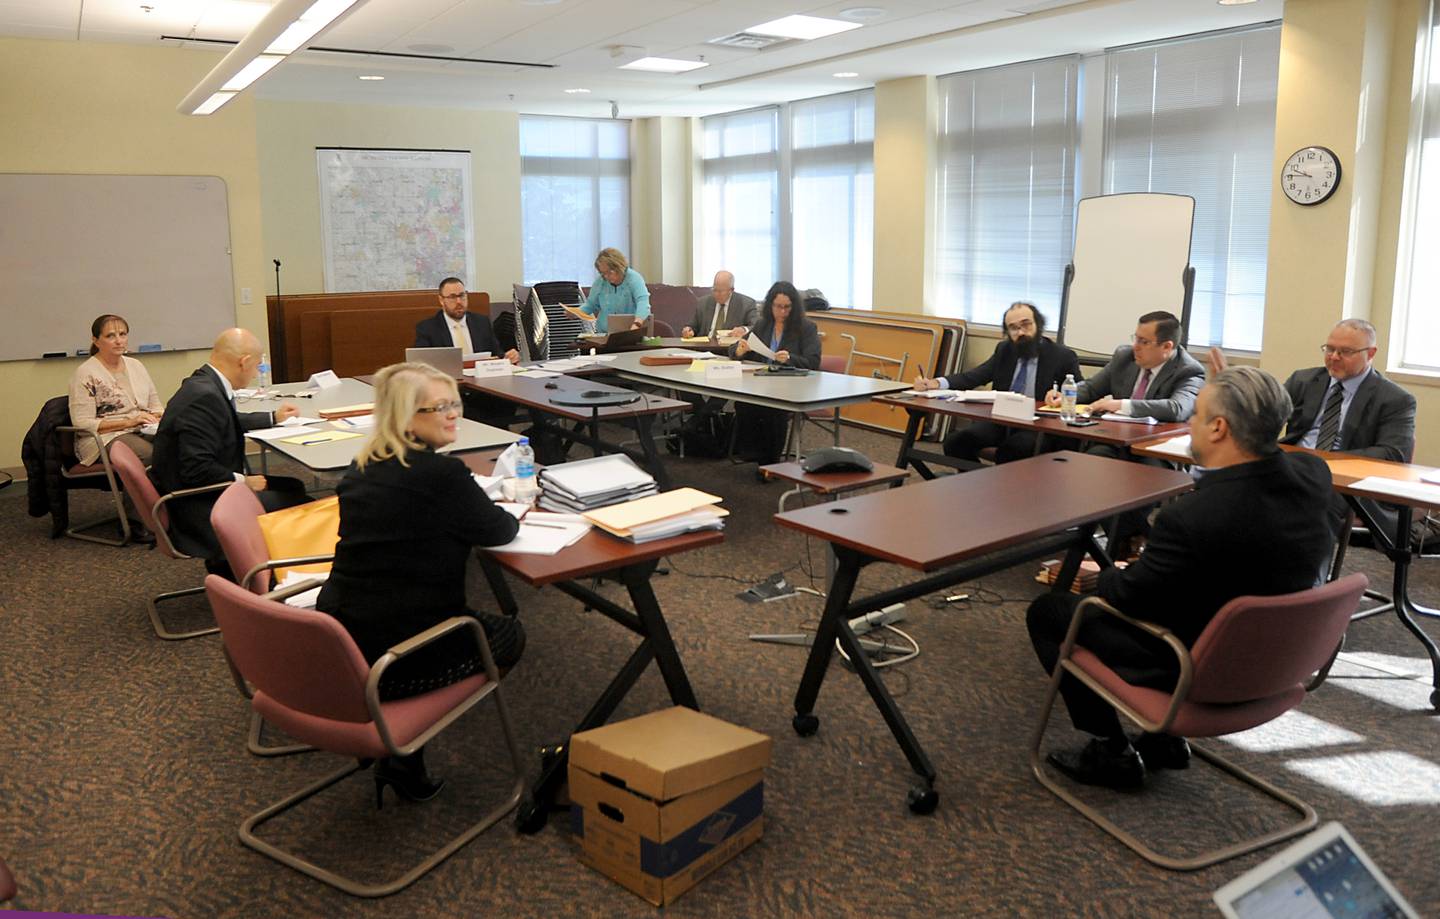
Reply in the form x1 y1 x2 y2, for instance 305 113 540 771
315 362 522 806
573 247 650 329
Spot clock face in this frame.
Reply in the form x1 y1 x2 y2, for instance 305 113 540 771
1282 146 1341 206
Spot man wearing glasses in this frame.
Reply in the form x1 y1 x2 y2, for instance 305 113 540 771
915 301 1082 463
414 277 519 364
682 270 758 340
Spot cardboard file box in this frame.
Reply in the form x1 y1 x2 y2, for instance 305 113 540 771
569 707 772 906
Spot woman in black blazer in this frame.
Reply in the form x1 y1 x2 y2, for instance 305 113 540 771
730 281 823 472
316 362 521 806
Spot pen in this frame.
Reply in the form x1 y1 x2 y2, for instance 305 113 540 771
524 520 572 530
299 439 329 446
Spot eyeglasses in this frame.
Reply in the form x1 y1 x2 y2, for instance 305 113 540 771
1131 334 1157 347
440 292 468 301
1320 345 1368 358
416 400 463 415
1005 318 1036 333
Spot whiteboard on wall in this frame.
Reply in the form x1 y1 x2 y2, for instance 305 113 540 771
0 173 235 363
1060 193 1195 355
317 148 474 293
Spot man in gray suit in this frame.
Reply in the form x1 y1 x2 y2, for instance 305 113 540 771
682 271 758 339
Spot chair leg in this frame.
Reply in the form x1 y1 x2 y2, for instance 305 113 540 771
247 710 316 758
148 584 220 641
239 682 526 898
1030 676 1317 871
65 505 131 547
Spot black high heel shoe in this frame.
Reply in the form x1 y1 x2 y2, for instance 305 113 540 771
373 753 446 809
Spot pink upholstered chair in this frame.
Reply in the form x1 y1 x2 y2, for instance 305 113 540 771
204 575 525 897
787 353 854 459
1029 572 1368 871
108 439 228 640
211 481 334 757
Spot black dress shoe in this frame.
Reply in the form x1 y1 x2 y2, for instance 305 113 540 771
373 751 445 809
1131 732 1191 770
1046 739 1145 790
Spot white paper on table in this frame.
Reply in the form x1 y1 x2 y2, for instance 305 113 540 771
1100 413 1160 425
247 424 323 441
488 520 589 555
277 571 329 609
464 351 492 360
140 422 159 436
334 414 374 429
472 473 506 499
744 332 777 361
517 369 562 379
280 415 325 426
1348 476 1440 505
1142 434 1193 461
664 349 720 359
585 354 618 362
1422 469 1440 484
526 511 590 526
234 388 258 398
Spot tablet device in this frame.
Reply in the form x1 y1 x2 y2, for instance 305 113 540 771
1213 822 1417 918
405 346 463 378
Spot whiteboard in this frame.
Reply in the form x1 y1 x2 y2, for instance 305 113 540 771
317 149 474 293
0 174 235 362
1060 193 1195 355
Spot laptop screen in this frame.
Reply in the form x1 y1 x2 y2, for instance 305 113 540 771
1222 834 1413 919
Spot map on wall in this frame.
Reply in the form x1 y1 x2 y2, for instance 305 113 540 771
316 148 474 292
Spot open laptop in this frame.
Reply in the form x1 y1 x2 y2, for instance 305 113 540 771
605 313 636 333
404 346 463 378
1214 822 1417 918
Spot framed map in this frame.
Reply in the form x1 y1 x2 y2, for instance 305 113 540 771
316 148 475 292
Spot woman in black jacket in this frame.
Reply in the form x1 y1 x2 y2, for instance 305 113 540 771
316 361 521 806
730 281 822 472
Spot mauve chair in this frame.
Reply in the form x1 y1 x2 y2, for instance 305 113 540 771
1029 572 1368 871
211 481 335 757
204 575 525 897
108 439 228 640
0 854 15 903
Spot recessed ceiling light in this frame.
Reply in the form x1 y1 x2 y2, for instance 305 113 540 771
408 43 455 54
746 15 861 40
839 7 886 21
833 72 859 78
619 57 709 73
358 74 385 81
564 87 591 93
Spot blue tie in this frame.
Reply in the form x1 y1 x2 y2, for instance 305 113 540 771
1010 361 1028 395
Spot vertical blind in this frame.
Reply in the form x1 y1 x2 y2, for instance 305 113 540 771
701 108 780 298
791 91 874 309
1104 26 1281 351
1395 3 1440 371
519 116 630 285
935 56 1080 327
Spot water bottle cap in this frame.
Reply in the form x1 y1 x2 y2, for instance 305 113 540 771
518 436 529 445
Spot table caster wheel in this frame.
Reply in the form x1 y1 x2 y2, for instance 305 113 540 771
515 798 549 834
793 713 820 736
907 786 938 815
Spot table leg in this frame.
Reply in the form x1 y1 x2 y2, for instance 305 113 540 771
1049 525 1101 591
1386 507 1440 708
477 553 519 617
631 414 672 490
622 562 698 709
894 409 936 480
793 550 860 721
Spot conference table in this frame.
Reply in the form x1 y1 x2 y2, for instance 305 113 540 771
456 448 721 833
773 450 1195 813
1132 434 1440 708
877 393 1188 478
575 334 734 355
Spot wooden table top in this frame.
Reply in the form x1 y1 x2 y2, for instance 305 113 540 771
876 393 1188 448
460 370 689 421
760 460 910 493
774 450 1195 571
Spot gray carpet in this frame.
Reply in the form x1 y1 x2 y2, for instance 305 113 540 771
2 425 1438 917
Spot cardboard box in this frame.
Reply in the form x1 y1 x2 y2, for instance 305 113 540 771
569 707 772 906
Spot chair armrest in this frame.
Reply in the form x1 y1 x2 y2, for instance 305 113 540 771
241 555 335 592
156 480 236 503
261 578 328 603
1056 596 1195 736
365 616 500 758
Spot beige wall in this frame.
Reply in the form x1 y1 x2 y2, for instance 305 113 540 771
630 117 693 286
872 76 937 313
0 37 266 471
255 100 522 302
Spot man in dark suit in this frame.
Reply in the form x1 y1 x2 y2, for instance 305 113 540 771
150 329 309 571
914 301 1082 463
1027 367 1335 789
682 270 759 339
415 277 519 428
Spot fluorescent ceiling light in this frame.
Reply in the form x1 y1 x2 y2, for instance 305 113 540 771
564 88 591 93
833 71 859 78
266 0 361 54
1217 0 1257 4
746 14 861 40
220 54 283 91
620 57 709 73
358 74 385 80
194 92 237 115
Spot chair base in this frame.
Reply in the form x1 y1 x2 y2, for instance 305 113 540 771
149 584 219 641
65 512 131 547
247 710 315 758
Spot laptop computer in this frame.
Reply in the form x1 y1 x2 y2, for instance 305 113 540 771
1213 822 1418 918
405 346 463 378
606 313 636 333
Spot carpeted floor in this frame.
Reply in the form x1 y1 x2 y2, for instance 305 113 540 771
2 424 1438 917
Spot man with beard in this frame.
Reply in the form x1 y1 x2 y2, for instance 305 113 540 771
914 301 1082 463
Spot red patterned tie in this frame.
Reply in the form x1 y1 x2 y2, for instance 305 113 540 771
1132 368 1151 400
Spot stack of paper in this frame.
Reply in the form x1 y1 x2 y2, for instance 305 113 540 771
1142 434 1193 461
583 487 727 544
489 512 591 556
1035 558 1103 595
537 454 657 513
900 389 998 402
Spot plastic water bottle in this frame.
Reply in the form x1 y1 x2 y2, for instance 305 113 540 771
257 351 271 396
513 437 538 505
1060 374 1078 423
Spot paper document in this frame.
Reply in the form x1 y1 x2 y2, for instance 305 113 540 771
488 519 589 555
140 422 159 436
1348 476 1440 506
745 332 777 361
472 473 505 499
247 425 323 441
1142 434 1193 461
277 571 329 609
664 349 720 359
280 415 324 426
335 414 374 429
584 487 722 534
1422 470 1440 484
495 502 530 520
278 429 362 446
1100 413 1159 425
517 369 561 379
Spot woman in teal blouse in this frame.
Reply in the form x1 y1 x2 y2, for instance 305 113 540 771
577 248 650 328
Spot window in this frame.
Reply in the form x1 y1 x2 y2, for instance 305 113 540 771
935 56 1080 326
520 116 629 284
1104 26 1281 351
1392 0 1440 373
700 90 875 308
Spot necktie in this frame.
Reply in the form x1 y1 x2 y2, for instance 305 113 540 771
453 321 471 353
1010 361 1029 394
1317 382 1345 450
1132 368 1152 400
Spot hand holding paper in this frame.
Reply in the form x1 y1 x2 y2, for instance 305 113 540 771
744 332 778 362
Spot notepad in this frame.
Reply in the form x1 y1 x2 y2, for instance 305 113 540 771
278 429 362 446
247 424 323 441
1099 413 1160 425
1348 476 1440 505
1141 434 1193 461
